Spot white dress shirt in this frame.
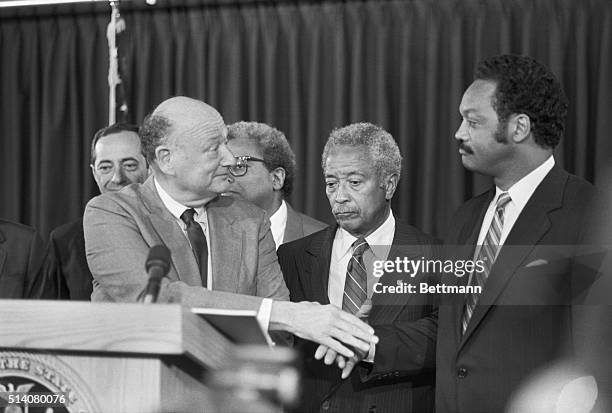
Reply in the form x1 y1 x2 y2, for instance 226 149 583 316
328 210 395 361
476 155 555 248
155 178 213 289
328 210 395 309
269 200 288 250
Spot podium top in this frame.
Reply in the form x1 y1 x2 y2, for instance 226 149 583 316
0 300 232 370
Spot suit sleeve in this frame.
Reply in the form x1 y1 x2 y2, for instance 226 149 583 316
365 309 438 379
84 196 265 311
363 241 440 380
23 230 46 299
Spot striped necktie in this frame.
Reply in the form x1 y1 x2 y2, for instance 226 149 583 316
462 192 511 333
342 237 369 315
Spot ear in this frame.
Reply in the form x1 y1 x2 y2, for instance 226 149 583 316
270 167 286 191
383 173 399 200
510 114 531 143
90 163 96 178
155 146 174 175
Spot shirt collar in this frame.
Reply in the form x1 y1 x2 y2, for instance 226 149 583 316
154 177 206 221
269 200 288 248
496 155 555 210
335 209 395 259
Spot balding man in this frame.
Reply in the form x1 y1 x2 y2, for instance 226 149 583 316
83 97 376 356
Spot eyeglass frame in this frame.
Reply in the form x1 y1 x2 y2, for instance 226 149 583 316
228 155 268 177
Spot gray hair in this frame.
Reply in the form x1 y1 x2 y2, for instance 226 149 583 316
321 122 402 181
227 121 297 198
139 113 171 165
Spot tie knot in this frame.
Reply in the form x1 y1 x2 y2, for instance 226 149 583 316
180 208 197 225
352 237 369 257
496 192 511 212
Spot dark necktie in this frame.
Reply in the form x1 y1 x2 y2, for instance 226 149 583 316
462 192 511 333
342 237 369 315
180 208 208 288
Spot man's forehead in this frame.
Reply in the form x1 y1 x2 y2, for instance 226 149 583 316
460 79 497 113
325 146 373 175
95 131 141 154
154 96 225 137
228 137 261 155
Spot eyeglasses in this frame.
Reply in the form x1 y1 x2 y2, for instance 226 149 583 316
228 155 267 177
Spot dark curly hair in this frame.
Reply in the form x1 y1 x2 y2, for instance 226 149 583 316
227 121 296 198
475 54 568 149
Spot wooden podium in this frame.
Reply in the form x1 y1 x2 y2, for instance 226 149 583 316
0 300 236 412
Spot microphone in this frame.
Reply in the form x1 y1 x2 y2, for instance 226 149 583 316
143 245 171 304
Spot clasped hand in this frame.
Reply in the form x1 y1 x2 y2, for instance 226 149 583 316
314 343 369 379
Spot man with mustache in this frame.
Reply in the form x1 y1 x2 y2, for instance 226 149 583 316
39 123 149 300
328 55 606 413
83 97 377 357
278 123 438 412
224 121 327 249
435 55 604 412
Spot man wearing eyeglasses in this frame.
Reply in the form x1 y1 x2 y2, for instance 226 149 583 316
224 121 327 249
83 97 378 357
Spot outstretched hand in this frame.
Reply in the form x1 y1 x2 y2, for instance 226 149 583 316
270 301 378 358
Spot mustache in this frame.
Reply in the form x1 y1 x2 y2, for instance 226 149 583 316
333 208 358 215
458 142 474 154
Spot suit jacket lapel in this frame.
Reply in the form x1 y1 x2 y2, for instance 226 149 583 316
283 202 304 244
459 167 567 348
451 191 494 343
207 202 242 292
304 226 335 304
369 220 426 324
140 178 201 286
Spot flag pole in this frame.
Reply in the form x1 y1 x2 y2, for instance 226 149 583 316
107 0 124 125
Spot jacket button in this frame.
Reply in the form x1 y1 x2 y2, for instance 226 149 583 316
321 400 330 410
457 367 468 378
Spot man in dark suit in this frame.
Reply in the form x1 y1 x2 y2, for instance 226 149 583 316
279 123 437 412
0 219 45 298
40 123 149 300
84 96 377 357
224 121 327 248
435 55 604 412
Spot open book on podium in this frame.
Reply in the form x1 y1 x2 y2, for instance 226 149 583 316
191 307 273 346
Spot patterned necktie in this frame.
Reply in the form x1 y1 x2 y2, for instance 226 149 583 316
180 208 208 288
342 237 369 315
462 192 511 333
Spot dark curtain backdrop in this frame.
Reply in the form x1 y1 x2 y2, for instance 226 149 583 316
1 0 611 238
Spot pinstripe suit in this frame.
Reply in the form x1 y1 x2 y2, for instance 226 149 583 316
278 221 437 413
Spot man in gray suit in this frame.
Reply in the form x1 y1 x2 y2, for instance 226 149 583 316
225 121 327 249
84 96 376 356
